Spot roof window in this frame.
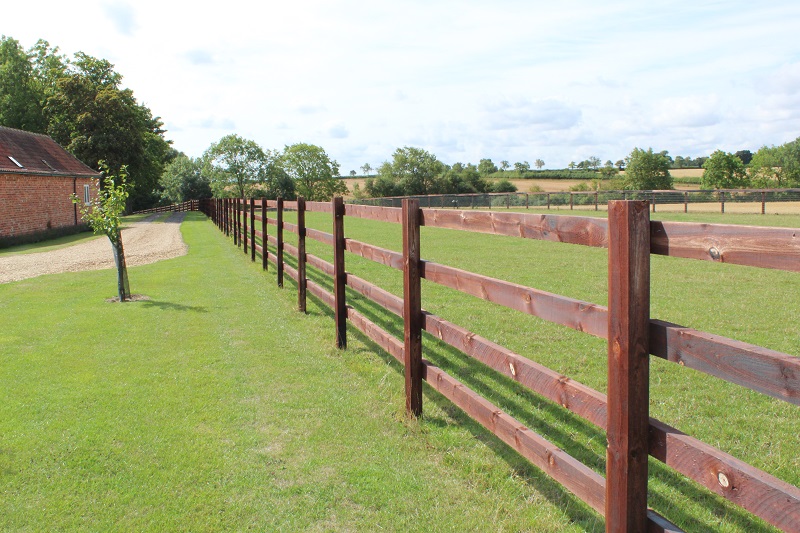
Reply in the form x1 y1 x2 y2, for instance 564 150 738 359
41 159 57 171
8 156 24 168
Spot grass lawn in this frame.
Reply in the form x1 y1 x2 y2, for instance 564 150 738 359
1 212 604 532
3 209 798 531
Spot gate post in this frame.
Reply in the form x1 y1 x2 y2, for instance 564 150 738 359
333 197 347 349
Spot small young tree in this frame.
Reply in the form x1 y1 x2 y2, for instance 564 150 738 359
72 163 132 301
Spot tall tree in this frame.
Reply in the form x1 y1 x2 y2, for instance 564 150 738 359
478 158 498 175
514 161 531 174
499 160 510 172
749 139 800 188
535 158 545 170
376 147 445 196
701 150 749 189
159 154 211 203
0 36 47 132
623 147 673 190
44 51 171 210
281 143 346 201
360 163 373 176
203 134 276 198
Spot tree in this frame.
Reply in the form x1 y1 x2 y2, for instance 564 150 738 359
749 138 800 188
376 146 445 196
478 158 498 176
588 156 601 170
0 36 47 132
701 150 749 189
735 150 753 166
623 147 673 190
71 163 132 301
203 134 274 198
159 154 211 204
281 143 347 201
600 160 619 179
44 51 171 210
535 158 545 170
568 161 576 171
615 159 625 171
361 163 372 176
500 160 510 172
491 178 517 193
514 161 530 174
349 170 357 177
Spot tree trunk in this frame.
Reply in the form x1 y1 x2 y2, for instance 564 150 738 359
110 236 130 301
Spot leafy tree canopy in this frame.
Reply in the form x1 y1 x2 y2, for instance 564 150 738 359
281 143 345 201
623 147 673 190
749 138 800 188
477 158 498 176
377 146 446 196
203 134 279 198
701 150 749 189
159 154 211 204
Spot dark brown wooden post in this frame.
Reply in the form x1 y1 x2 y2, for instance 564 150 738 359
276 198 284 288
243 198 249 255
402 199 423 417
652 192 656 213
684 192 688 213
224 198 229 236
547 193 550 210
720 191 725 214
261 198 268 271
569 193 574 210
332 197 347 348
762 191 766 214
250 198 256 262
606 200 650 533
234 198 240 246
297 197 307 313
525 193 529 209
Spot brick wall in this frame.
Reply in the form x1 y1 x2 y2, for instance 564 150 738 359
0 173 97 238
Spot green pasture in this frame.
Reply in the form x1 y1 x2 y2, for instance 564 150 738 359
1 209 798 531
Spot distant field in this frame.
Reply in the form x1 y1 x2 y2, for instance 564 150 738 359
341 168 705 197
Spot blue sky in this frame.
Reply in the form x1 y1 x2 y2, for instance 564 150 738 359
4 1 800 172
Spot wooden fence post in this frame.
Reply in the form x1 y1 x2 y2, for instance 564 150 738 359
224 198 229 236
333 197 347 349
250 198 256 262
243 198 249 255
684 192 688 213
297 197 307 313
235 198 240 246
402 199 423 417
720 191 725 214
261 198 268 271
606 200 651 533
277 198 284 288
762 191 766 214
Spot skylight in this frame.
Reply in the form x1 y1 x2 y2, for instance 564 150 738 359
8 156 24 168
41 159 57 171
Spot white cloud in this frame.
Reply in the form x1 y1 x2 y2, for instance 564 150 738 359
103 2 138 36
482 98 582 131
652 95 722 128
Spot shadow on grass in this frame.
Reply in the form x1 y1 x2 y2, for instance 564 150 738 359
242 230 775 532
138 299 209 313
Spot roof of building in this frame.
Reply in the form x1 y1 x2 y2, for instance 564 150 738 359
0 126 100 178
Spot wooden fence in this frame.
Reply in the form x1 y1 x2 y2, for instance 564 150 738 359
199 197 800 532
133 200 199 214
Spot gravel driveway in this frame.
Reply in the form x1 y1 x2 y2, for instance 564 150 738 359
0 212 188 284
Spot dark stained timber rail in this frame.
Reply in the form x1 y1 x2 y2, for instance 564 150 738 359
345 239 404 270
650 320 800 405
420 261 608 338
419 208 610 247
651 221 800 271
345 204 403 224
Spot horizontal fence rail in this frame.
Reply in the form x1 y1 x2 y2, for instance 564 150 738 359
199 196 800 532
351 188 800 215
133 200 198 214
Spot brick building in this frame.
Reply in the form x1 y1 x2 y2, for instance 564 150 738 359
0 126 100 245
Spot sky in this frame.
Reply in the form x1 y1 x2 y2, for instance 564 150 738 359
4 1 800 172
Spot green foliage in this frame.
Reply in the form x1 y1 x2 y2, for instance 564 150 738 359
490 178 517 193
701 150 749 189
749 138 800 188
203 134 280 198
623 147 673 190
376 146 446 196
0 36 47 132
477 158 498 175
159 155 211 204
281 143 345 201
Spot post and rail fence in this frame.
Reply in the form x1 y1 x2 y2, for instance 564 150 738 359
133 200 199 215
196 196 800 532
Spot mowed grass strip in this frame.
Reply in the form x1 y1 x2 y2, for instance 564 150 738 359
1 212 604 532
